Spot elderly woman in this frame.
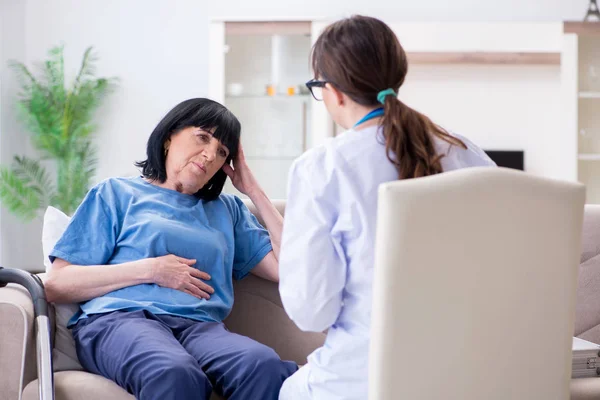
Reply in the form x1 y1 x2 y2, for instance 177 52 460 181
45 98 297 400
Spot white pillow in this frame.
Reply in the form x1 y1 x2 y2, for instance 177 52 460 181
42 206 83 371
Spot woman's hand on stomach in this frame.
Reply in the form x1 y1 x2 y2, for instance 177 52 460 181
150 254 214 300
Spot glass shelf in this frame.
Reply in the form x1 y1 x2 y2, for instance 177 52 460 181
579 92 600 99
578 153 600 161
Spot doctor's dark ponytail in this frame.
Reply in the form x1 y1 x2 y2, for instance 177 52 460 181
380 95 465 179
311 15 466 179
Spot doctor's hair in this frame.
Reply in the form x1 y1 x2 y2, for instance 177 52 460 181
311 15 466 179
135 98 240 201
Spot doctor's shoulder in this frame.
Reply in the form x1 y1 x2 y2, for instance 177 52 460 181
289 141 347 195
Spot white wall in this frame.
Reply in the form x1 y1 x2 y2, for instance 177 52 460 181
0 1 3 266
212 0 590 22
390 20 566 179
401 65 563 177
0 0 591 270
0 0 38 270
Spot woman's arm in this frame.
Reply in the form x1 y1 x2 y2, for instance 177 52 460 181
45 258 153 303
45 255 214 304
246 188 283 259
249 251 279 282
223 143 283 265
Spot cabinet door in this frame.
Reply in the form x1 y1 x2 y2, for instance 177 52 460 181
224 96 309 199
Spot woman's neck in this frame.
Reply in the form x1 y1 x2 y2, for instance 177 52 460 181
349 105 383 131
145 177 195 195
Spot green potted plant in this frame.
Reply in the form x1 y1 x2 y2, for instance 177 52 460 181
0 45 117 220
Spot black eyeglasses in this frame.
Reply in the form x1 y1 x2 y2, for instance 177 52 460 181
305 79 329 101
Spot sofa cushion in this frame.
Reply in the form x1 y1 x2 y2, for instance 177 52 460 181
227 275 325 365
22 371 225 400
575 253 600 339
571 378 600 400
581 205 600 264
42 206 83 372
575 206 600 345
0 284 37 399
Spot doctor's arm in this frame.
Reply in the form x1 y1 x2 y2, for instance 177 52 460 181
278 166 346 332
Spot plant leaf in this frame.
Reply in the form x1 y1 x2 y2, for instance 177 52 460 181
0 167 40 220
12 155 53 206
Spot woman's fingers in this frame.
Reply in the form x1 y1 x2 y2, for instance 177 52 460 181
186 267 214 295
184 288 207 300
176 257 196 266
168 256 214 297
222 163 234 178
184 283 210 300
188 275 215 295
188 267 211 281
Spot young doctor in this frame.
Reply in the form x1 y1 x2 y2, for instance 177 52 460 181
277 15 496 400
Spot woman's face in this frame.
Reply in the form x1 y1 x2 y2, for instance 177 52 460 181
164 126 230 195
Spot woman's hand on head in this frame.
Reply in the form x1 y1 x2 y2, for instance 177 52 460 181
150 254 214 300
222 143 260 197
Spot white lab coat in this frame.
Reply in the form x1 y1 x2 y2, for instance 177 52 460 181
278 126 496 400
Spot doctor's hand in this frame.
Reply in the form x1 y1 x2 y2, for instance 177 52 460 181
222 143 261 197
150 254 214 300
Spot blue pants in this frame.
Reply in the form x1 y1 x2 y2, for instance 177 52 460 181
72 310 298 400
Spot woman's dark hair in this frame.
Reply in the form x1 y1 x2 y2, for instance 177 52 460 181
135 98 240 201
311 15 466 179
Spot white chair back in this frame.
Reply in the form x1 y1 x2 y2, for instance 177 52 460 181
369 167 585 400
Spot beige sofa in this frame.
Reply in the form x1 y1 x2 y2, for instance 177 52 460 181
2 202 600 399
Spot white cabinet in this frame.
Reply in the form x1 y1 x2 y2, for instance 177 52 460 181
564 22 600 203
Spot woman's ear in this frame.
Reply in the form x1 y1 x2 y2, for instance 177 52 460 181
327 83 345 106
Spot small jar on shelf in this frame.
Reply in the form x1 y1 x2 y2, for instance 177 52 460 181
266 84 277 97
